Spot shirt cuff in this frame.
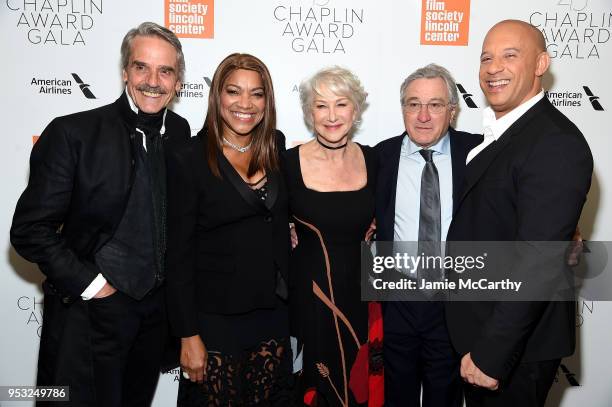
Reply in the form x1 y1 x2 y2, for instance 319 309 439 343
80 274 107 300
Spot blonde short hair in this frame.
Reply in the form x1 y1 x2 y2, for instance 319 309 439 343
299 66 368 134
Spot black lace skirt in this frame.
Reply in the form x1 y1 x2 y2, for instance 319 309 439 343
178 299 293 406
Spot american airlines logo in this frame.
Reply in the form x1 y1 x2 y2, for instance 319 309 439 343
176 76 211 99
546 87 604 110
583 86 604 111
456 84 478 108
30 73 96 99
71 73 96 99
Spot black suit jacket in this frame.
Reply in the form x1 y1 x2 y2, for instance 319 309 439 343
375 127 482 242
10 93 190 299
445 97 593 380
165 131 290 338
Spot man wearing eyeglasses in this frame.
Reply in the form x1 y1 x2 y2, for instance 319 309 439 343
375 64 482 406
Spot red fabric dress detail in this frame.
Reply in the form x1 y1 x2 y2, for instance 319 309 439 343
368 301 384 407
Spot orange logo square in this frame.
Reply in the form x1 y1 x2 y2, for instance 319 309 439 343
420 0 470 46
32 135 40 145
165 0 214 39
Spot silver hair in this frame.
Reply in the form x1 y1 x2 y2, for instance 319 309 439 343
399 63 459 107
299 66 368 134
120 22 185 82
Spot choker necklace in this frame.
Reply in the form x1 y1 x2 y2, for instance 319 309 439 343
223 137 252 153
316 137 348 150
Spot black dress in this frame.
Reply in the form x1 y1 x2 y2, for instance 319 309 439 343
165 133 293 406
176 179 291 407
283 144 378 407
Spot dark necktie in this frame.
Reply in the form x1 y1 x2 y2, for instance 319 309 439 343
418 149 442 284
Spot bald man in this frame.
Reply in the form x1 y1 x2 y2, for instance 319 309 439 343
444 20 593 406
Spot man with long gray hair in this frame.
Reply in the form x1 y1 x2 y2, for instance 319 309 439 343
11 22 190 406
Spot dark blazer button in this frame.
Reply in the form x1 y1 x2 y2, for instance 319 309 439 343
264 214 273 223
61 296 72 304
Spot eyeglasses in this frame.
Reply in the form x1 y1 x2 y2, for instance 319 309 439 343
403 102 450 114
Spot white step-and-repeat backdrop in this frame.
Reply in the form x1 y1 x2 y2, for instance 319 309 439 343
1 0 611 405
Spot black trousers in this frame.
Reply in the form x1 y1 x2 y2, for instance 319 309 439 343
384 301 462 407
36 286 167 407
463 359 560 407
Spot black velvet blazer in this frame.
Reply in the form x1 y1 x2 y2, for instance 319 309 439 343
165 130 290 338
10 93 190 299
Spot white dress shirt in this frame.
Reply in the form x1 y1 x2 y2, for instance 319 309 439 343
394 133 453 243
466 90 545 164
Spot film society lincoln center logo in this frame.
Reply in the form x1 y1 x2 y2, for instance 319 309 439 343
165 0 214 38
421 0 471 46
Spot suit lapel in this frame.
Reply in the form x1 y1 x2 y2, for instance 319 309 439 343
381 134 404 240
449 128 470 214
217 151 267 213
264 170 279 211
459 133 511 209
457 98 550 209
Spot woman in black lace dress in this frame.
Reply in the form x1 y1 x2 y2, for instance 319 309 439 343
166 53 292 406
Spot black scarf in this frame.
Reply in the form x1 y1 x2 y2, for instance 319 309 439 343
136 109 167 281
